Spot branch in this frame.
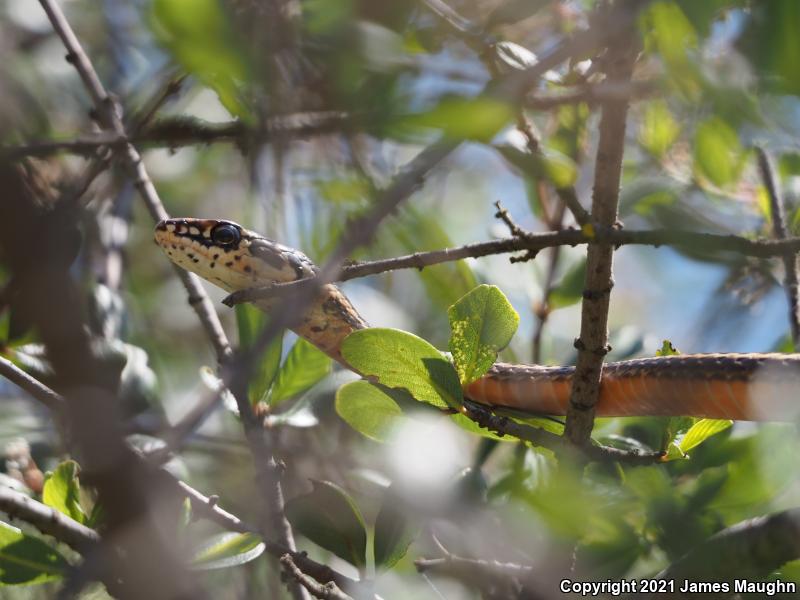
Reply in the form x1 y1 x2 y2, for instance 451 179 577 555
563 29 638 446
0 355 64 412
37 0 232 362
524 80 656 110
650 508 800 594
161 473 362 595
461 401 665 466
756 146 800 347
280 555 355 600
34 3 314 597
222 226 800 306
0 486 99 552
415 553 530 596
2 113 353 159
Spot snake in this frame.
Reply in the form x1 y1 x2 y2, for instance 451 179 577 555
154 218 800 422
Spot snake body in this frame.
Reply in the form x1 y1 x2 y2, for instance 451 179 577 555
155 218 800 421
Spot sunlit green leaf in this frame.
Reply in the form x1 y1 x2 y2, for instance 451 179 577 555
548 259 586 310
335 381 407 442
656 340 681 357
285 480 367 568
0 521 68 586
190 533 265 570
693 117 745 187
42 461 85 525
679 419 733 454
341 329 462 409
270 338 331 405
640 101 680 158
448 285 519 385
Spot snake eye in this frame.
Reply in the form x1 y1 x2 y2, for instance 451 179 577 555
211 223 240 246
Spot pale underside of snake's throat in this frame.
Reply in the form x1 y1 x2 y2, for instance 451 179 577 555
155 218 800 421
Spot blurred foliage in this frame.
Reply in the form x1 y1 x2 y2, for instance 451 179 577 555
2 0 800 597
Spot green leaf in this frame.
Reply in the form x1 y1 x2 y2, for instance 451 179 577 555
537 147 578 189
236 305 284 406
400 97 514 142
693 117 745 187
392 208 478 310
739 0 800 96
641 1 697 68
639 100 680 158
341 329 463 409
679 419 733 454
335 381 406 442
315 176 371 205
655 340 681 357
0 521 68 586
150 0 252 120
374 488 419 570
285 480 367 568
548 259 587 310
448 285 519 385
270 338 331 405
42 461 85 525
190 533 265 571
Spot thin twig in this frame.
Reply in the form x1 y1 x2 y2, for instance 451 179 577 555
37 0 231 362
280 555 355 600
222 227 800 306
563 30 638 446
0 486 99 551
33 4 316 598
0 355 64 412
3 113 352 159
415 554 529 597
525 80 656 110
756 146 800 347
163 474 361 594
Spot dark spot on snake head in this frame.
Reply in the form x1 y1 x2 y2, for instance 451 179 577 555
249 238 288 271
244 265 252 273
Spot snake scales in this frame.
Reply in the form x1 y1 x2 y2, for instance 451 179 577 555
154 218 800 421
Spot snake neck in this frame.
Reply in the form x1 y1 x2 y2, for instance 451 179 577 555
255 283 368 367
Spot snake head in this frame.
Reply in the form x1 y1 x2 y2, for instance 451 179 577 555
154 218 318 293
